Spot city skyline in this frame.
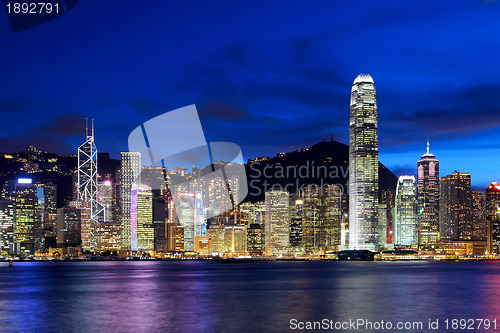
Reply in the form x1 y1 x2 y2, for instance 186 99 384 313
1 1 500 189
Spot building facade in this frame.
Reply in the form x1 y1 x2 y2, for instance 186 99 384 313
394 175 417 246
439 171 472 241
348 74 379 250
417 140 439 245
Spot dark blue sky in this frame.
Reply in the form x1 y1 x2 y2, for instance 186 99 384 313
1 0 500 188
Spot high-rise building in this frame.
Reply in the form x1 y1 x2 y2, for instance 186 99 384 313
95 180 121 252
68 201 91 250
486 182 500 255
0 200 14 253
394 175 417 246
14 179 40 256
417 140 439 245
207 225 225 254
246 223 264 255
56 207 81 247
302 186 342 253
132 184 154 252
378 203 388 246
153 195 167 253
472 190 487 241
77 119 104 251
223 225 246 253
380 189 395 244
289 199 303 250
439 171 472 241
176 192 196 252
43 182 57 242
348 74 379 250
120 152 141 252
265 190 290 255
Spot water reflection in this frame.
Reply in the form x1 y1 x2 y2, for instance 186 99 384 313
0 261 499 332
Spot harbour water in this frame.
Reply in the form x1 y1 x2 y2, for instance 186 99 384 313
0 261 499 332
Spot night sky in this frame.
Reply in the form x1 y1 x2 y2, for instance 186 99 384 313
1 0 500 188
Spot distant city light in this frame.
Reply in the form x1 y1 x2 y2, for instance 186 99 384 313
17 178 32 184
104 180 112 186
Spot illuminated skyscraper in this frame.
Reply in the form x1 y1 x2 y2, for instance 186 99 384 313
0 200 14 253
246 223 264 255
176 192 197 251
77 119 104 251
486 182 500 255
472 190 487 241
417 140 439 245
132 184 153 252
349 74 379 250
394 176 417 246
14 178 40 256
439 171 472 241
120 152 141 252
265 190 290 255
289 199 303 250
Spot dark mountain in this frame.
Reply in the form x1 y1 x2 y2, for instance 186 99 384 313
244 141 397 202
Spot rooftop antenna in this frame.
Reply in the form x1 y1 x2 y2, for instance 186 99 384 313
85 117 88 137
92 118 94 138
426 137 430 154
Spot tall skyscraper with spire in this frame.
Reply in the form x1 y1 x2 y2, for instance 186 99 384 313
417 139 439 245
348 74 379 250
77 119 104 251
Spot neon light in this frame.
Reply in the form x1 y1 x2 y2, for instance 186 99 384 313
17 178 32 184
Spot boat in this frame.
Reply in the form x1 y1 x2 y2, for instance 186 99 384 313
337 250 375 261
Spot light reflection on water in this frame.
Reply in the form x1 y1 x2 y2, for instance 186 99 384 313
0 261 499 332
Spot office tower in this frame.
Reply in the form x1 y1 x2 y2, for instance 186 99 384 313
265 190 290 255
348 74 379 250
224 226 246 253
131 184 153 252
472 190 487 240
323 185 342 251
239 202 257 225
94 180 121 252
302 186 321 253
207 225 225 254
14 178 39 256
120 152 141 252
486 182 500 254
417 140 439 245
77 119 104 251
34 185 46 252
166 222 185 252
302 186 342 253
68 201 91 250
289 199 303 250
43 182 57 242
97 180 114 223
394 175 417 246
194 191 207 238
439 171 472 241
378 203 387 246
153 195 167 253
0 200 14 253
246 223 264 255
176 192 197 251
380 189 395 244
56 207 81 247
